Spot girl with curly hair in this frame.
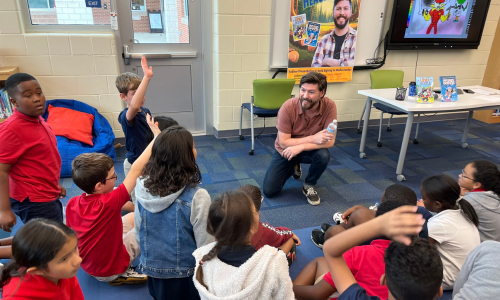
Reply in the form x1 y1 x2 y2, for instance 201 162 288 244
134 125 214 300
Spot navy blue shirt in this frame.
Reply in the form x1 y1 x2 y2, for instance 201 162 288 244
218 245 257 267
338 283 382 300
417 206 432 240
118 107 151 164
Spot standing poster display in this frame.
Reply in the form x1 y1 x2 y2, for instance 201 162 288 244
288 0 361 83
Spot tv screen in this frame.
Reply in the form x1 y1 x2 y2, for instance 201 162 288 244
387 0 491 50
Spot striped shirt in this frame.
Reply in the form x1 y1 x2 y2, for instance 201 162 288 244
312 27 357 67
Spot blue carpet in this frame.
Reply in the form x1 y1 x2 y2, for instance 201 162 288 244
1 118 497 299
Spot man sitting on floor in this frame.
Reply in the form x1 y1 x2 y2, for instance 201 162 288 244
263 72 337 205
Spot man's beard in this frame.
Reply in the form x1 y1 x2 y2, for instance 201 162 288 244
300 97 317 111
334 15 349 29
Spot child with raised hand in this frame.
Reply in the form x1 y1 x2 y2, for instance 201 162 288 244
0 73 66 232
66 114 161 286
421 174 480 290
135 125 213 300
323 206 443 300
193 190 295 300
117 56 153 204
237 184 301 265
1 218 83 300
459 160 500 242
145 116 178 144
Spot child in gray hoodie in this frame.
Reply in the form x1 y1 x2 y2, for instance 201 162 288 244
134 125 214 300
459 160 500 242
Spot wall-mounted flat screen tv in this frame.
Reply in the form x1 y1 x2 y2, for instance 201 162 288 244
387 0 491 50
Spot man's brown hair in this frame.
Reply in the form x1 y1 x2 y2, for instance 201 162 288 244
72 153 114 194
237 184 263 212
115 72 141 95
299 72 328 94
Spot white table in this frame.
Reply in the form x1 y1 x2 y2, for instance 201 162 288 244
357 85 500 181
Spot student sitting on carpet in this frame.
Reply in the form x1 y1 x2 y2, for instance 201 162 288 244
193 190 295 300
422 174 480 290
145 116 178 144
293 200 410 300
135 125 213 300
312 184 431 248
1 219 84 300
237 184 301 266
323 206 443 300
459 160 500 242
65 114 160 286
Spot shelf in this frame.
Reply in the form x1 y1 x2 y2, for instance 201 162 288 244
0 66 20 81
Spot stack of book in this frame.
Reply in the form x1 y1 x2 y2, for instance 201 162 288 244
0 88 13 119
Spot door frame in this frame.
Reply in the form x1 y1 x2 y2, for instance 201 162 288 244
111 0 214 135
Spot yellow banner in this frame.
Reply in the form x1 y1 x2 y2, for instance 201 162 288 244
287 67 353 83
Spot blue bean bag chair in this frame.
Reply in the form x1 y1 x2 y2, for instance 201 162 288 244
42 100 116 178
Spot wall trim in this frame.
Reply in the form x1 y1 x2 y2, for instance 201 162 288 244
212 112 470 139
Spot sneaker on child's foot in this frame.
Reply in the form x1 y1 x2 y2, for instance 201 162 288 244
311 229 325 249
108 266 147 286
321 223 332 233
332 212 345 225
303 186 320 205
292 164 302 180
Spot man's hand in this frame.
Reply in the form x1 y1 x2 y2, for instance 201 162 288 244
282 145 304 161
312 130 335 145
147 114 161 137
322 57 341 67
141 56 153 78
58 183 66 199
377 206 424 245
0 209 16 232
292 233 301 246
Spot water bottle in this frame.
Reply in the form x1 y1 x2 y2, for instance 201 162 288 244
327 119 338 134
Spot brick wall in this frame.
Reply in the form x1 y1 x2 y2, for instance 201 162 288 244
212 0 500 131
30 10 58 25
56 0 94 25
132 0 162 33
0 0 124 138
177 0 189 43
92 0 111 25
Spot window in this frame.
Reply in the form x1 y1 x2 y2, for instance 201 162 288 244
184 0 188 17
131 0 146 11
28 0 55 9
22 0 111 28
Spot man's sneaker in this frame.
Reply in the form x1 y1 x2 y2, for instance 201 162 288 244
292 164 302 180
311 229 325 249
303 186 320 205
333 212 345 225
321 223 332 233
108 266 147 286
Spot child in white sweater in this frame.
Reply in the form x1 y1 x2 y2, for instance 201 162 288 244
192 190 294 300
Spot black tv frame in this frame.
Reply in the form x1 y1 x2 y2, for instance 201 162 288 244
386 0 492 50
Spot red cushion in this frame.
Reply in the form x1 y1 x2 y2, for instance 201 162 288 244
46 105 95 146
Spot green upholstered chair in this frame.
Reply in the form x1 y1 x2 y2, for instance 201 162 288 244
358 70 421 147
239 79 295 155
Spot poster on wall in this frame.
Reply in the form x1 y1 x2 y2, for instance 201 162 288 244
288 0 361 83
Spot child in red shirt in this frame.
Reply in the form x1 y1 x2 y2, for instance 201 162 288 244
1 218 83 300
65 115 160 286
237 185 301 265
0 73 66 233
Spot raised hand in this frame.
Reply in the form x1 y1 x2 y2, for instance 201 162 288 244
378 206 424 245
141 56 153 78
146 114 161 137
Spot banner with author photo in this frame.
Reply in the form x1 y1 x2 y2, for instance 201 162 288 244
288 0 361 83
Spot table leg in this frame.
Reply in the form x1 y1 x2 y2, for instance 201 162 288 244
396 112 414 182
461 110 474 149
359 98 372 159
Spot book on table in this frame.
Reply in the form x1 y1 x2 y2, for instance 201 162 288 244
416 77 434 104
440 76 458 102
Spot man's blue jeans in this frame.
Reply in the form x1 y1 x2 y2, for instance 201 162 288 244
263 148 330 198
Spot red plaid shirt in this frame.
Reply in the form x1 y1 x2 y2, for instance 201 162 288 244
312 27 357 67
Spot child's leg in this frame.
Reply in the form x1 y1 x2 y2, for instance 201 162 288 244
0 237 13 259
293 257 337 300
293 257 330 285
122 201 135 213
122 213 140 263
325 207 374 241
148 277 200 300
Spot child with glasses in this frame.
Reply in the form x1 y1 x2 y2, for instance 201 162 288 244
65 115 161 286
459 160 500 242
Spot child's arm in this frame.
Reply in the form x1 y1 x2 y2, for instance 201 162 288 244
323 206 424 295
122 114 161 194
0 163 16 232
279 237 295 254
126 56 153 124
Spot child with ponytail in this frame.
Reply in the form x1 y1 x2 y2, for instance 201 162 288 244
421 174 480 290
1 218 83 300
459 160 500 242
193 190 295 300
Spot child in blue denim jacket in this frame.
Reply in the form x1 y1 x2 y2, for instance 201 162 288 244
134 125 214 300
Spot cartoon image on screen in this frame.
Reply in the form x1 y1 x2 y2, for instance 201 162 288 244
404 0 474 38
